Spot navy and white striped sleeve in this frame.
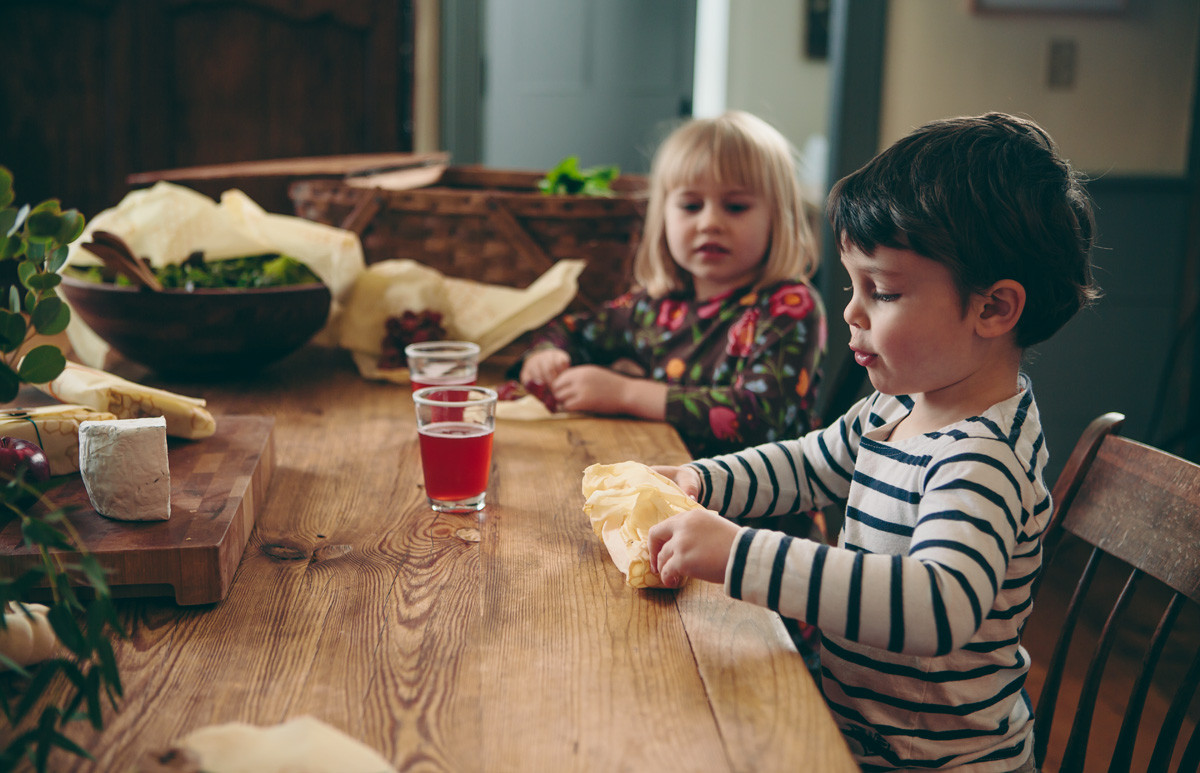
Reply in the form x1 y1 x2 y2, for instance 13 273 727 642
689 393 879 520
725 438 1030 657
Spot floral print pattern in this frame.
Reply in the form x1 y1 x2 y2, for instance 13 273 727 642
527 280 825 458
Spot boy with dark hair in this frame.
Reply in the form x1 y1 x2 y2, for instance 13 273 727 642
646 112 1100 772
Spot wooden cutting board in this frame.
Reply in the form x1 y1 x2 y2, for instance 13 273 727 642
0 415 274 606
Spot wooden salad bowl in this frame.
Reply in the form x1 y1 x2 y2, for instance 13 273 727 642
59 275 332 377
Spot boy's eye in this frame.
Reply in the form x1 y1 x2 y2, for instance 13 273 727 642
872 292 900 302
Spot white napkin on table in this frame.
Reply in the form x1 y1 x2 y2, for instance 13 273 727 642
159 715 395 773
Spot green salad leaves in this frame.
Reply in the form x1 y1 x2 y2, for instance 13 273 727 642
67 252 321 290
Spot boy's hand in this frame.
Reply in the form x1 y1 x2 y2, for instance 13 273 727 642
521 348 570 387
648 508 739 588
650 465 701 500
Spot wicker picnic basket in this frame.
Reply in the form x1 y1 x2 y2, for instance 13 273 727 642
288 165 648 310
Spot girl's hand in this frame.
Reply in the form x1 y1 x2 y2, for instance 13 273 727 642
651 465 702 500
550 366 667 420
521 348 570 387
648 508 739 587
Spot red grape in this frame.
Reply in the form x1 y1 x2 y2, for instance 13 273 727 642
0 437 51 482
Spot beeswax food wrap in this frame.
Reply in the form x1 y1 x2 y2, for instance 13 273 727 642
156 715 396 773
37 361 215 440
581 461 702 589
62 181 366 369
338 257 584 383
0 602 59 670
0 404 118 475
495 394 568 421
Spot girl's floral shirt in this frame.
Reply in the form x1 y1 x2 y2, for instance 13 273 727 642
528 280 827 458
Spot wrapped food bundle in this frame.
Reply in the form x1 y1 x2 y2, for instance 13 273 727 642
149 715 396 773
37 362 215 440
0 602 59 669
0 404 118 475
338 258 584 383
581 461 702 589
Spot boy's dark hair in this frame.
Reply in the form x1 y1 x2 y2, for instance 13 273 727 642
828 112 1101 347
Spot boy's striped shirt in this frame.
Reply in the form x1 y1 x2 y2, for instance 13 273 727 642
691 378 1049 771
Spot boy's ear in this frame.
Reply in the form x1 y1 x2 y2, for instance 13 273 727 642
975 279 1025 339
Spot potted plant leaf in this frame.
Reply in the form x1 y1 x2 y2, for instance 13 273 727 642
0 166 125 773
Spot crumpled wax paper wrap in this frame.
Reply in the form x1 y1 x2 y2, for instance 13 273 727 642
495 395 571 421
150 715 395 773
0 602 59 670
581 461 701 589
338 258 584 383
62 181 366 369
37 361 215 440
0 404 119 475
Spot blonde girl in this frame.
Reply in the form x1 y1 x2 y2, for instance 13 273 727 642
520 110 827 460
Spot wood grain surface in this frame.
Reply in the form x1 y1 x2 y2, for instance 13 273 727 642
5 346 855 772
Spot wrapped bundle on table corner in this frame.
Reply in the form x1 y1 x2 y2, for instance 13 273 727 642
0 404 118 475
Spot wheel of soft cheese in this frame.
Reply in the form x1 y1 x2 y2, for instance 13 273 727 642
79 416 171 521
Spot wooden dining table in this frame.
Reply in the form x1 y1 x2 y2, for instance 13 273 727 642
6 344 856 772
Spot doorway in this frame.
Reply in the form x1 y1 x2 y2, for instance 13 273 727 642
442 0 696 176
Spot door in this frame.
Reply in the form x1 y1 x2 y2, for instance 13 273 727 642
481 0 696 175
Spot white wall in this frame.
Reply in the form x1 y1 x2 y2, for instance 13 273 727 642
723 1 832 197
880 0 1199 176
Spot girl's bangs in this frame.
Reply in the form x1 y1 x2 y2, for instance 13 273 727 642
658 130 766 194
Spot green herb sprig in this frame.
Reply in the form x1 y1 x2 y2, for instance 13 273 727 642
0 168 81 403
0 477 125 773
0 166 125 773
537 155 620 197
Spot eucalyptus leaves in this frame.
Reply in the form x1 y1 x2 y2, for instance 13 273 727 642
0 167 124 773
0 166 81 402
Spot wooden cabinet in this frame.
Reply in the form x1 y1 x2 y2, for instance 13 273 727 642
1 0 414 218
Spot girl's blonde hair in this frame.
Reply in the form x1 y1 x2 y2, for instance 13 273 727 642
634 110 818 297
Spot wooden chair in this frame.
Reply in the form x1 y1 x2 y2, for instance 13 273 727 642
1028 412 1200 772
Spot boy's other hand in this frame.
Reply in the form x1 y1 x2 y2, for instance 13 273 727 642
650 465 701 500
648 508 738 587
520 348 570 386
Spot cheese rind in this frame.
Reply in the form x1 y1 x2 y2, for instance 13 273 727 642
79 417 171 521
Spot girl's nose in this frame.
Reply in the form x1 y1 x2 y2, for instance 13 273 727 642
698 202 722 231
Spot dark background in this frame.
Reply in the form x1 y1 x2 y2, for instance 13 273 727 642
1 0 415 219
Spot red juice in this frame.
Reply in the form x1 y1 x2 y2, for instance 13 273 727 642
418 421 494 502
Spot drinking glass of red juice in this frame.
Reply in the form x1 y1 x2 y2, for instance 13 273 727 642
405 341 480 391
413 386 497 513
